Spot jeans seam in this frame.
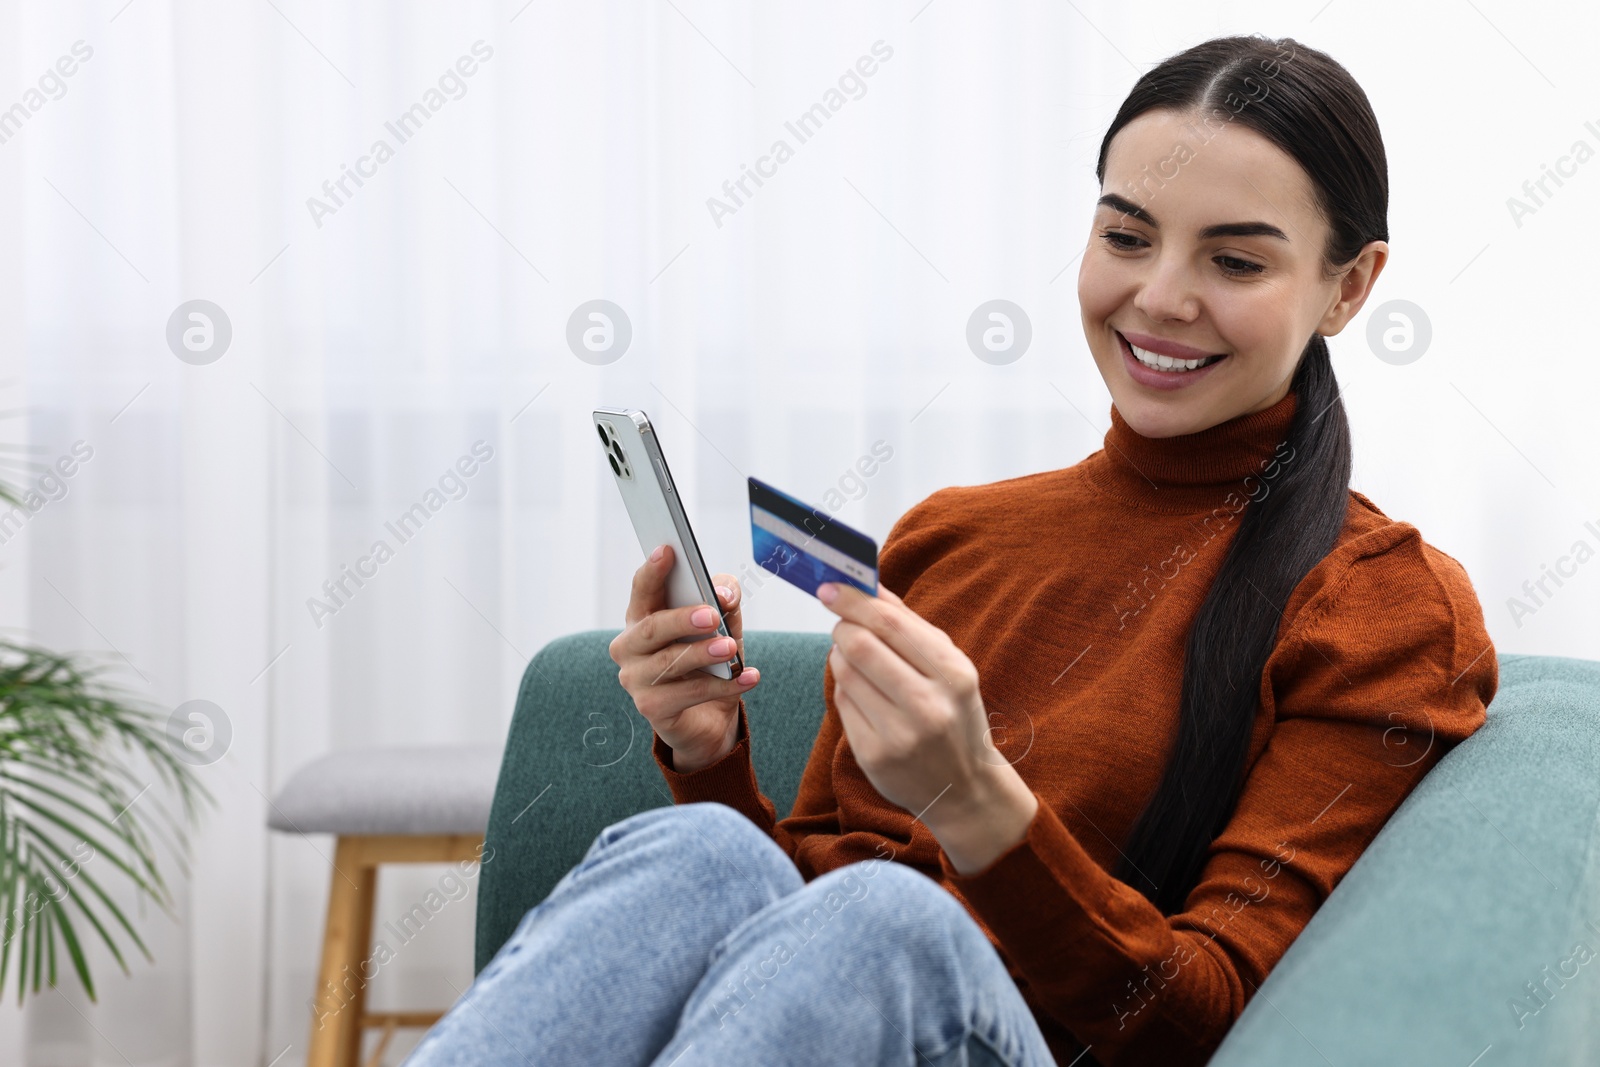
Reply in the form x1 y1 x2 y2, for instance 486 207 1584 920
705 896 780 969
965 1024 1024 1066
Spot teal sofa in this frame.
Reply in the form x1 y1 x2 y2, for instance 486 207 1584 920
476 631 1600 1065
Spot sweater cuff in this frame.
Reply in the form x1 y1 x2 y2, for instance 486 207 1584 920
651 700 762 808
937 794 1127 968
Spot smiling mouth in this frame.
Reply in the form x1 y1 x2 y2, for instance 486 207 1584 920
1117 331 1227 372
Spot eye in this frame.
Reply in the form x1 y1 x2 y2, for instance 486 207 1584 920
1099 231 1146 252
1216 254 1265 276
1099 230 1266 277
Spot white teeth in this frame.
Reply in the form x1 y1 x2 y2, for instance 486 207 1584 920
1127 339 1217 372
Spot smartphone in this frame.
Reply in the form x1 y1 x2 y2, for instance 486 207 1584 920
594 408 742 680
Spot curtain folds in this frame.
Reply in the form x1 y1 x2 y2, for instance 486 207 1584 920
0 2 1580 1064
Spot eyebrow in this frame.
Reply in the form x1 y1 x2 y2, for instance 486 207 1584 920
1096 193 1290 241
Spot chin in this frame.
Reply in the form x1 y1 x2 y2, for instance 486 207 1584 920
1111 393 1212 439
1092 349 1214 439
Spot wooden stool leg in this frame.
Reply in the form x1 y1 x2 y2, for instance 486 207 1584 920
304 833 483 1066
340 856 378 1066
365 1018 399 1067
307 837 378 1067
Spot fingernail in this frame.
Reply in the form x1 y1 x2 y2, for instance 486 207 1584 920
708 637 734 657
650 544 665 561
691 606 716 627
817 583 838 605
716 584 732 601
737 668 758 686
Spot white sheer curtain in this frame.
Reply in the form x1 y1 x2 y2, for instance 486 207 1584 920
0 0 1593 1063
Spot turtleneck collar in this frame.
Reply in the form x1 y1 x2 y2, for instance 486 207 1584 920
1081 389 1299 514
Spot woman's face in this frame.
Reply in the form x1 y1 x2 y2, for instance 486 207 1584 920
1077 107 1387 439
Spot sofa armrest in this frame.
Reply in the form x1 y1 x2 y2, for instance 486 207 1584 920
1209 653 1600 1066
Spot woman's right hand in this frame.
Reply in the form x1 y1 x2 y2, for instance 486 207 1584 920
609 543 761 773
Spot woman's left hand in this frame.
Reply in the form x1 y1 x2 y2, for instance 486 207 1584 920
818 580 1039 874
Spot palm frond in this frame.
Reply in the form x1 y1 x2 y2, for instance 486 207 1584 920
0 639 209 1002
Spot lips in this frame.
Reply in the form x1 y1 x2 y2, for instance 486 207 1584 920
1115 330 1229 390
1118 330 1225 360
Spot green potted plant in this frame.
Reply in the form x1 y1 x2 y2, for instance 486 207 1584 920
0 479 207 1003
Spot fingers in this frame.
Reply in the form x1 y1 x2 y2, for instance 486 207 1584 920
710 572 743 642
828 640 904 740
640 631 740 689
828 653 878 748
820 582 953 685
614 595 724 664
615 550 753 690
629 657 761 721
625 543 675 627
829 621 927 725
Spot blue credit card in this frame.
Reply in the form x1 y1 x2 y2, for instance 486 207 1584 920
748 477 879 598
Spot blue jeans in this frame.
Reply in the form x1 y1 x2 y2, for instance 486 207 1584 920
404 802 1058 1066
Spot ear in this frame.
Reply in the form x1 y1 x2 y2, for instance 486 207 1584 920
1316 239 1389 338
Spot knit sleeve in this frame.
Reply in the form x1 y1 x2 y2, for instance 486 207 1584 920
650 694 845 860
936 527 1499 1065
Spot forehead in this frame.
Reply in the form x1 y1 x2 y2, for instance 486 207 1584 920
1101 108 1323 236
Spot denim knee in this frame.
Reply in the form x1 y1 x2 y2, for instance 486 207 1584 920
585 801 801 899
674 859 1030 1064
598 800 772 853
491 803 801 979
810 859 988 959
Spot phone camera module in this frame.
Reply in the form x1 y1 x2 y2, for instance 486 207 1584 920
597 419 633 478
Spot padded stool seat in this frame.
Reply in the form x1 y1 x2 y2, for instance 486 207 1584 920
268 745 501 836
269 744 502 1067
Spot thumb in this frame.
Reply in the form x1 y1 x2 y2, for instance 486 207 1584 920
711 573 743 642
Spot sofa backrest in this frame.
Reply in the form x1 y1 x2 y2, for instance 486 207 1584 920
475 628 831 973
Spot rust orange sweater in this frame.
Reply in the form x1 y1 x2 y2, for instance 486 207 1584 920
653 387 1498 1065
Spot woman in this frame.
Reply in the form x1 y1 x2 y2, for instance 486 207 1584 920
408 34 1496 1067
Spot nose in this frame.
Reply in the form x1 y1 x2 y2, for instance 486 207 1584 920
1131 251 1202 324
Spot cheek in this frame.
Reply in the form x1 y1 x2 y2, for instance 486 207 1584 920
1077 248 1128 324
1210 282 1300 360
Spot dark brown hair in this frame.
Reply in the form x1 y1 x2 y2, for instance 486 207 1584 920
1094 35 1388 914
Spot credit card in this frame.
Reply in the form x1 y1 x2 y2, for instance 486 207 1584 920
748 476 879 598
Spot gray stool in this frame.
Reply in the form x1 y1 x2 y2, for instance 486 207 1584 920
268 745 501 1067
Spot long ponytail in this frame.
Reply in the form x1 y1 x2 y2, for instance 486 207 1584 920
1096 36 1385 914
1114 334 1351 913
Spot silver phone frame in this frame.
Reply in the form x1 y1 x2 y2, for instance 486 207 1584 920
594 406 742 680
